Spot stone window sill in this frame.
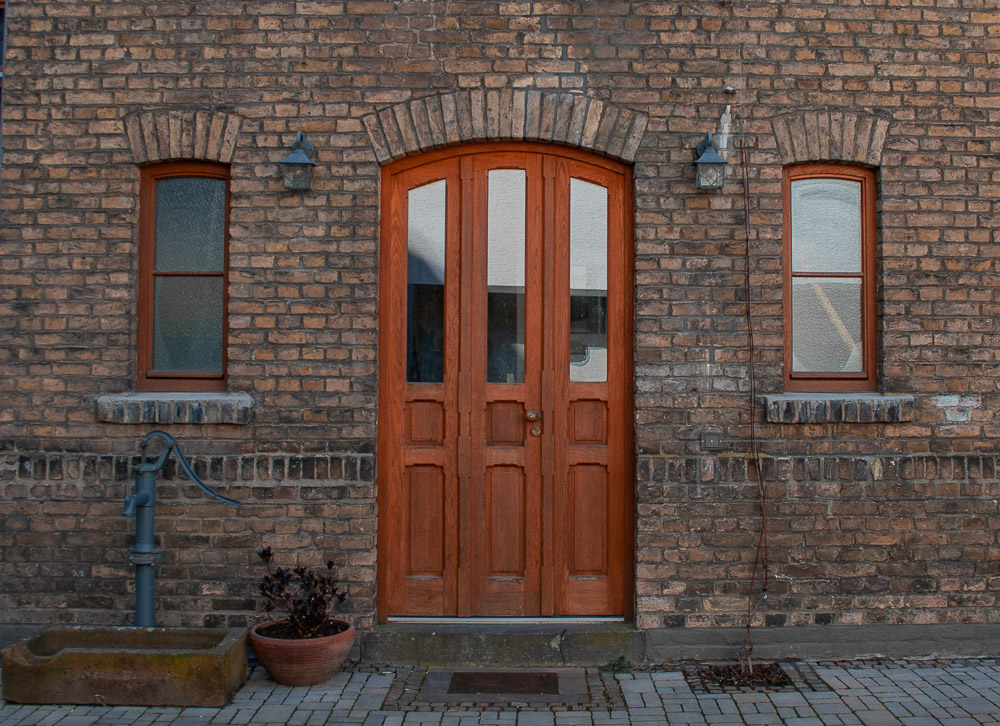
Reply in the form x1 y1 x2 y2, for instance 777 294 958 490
96 393 253 425
764 393 914 424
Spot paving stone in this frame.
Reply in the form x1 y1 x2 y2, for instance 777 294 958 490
517 714 556 726
854 710 900 726
10 658 1000 726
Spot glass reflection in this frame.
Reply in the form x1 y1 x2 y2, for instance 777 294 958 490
407 180 447 383
791 277 862 373
569 178 608 382
790 178 861 274
487 169 526 384
154 177 226 272
153 276 223 372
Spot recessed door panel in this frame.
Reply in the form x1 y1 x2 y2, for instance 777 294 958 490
570 400 608 445
488 401 526 446
406 465 446 576
379 144 633 620
487 466 526 576
407 400 445 446
568 464 608 575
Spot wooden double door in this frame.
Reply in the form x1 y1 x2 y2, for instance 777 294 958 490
378 144 633 619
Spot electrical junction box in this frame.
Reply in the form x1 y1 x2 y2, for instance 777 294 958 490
700 432 724 451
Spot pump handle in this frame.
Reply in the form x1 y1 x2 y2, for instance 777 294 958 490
138 430 241 509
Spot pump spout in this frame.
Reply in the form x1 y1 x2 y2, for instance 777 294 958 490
123 490 151 516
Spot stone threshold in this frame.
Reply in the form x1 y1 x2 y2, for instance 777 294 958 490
361 621 645 668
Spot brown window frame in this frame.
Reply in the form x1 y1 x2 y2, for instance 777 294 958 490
782 162 877 393
137 161 230 392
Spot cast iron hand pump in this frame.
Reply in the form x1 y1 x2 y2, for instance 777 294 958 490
123 430 241 627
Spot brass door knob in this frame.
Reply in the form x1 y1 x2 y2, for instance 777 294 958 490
525 410 541 422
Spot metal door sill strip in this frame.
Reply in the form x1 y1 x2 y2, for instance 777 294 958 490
387 617 625 624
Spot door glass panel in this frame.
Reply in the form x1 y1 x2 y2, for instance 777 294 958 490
407 179 447 383
790 178 861 274
153 276 223 372
791 277 862 373
154 177 226 272
487 169 526 384
569 178 608 382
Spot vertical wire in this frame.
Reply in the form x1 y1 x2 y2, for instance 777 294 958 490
734 0 770 672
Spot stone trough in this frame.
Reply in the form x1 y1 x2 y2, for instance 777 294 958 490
1 626 247 707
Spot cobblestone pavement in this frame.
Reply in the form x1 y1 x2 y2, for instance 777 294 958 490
4 658 1000 725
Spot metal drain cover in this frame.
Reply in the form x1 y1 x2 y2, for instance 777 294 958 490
418 668 589 704
448 670 559 695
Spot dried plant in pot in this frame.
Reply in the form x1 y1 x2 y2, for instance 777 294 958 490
248 546 355 686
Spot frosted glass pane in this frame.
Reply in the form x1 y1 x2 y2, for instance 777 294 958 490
154 177 226 272
487 169 526 384
407 180 446 383
791 277 862 373
153 277 223 372
791 178 861 274
570 178 607 383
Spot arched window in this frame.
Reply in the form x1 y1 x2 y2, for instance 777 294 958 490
137 161 230 391
783 163 877 392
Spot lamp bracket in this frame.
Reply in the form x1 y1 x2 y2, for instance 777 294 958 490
695 132 715 157
292 131 315 159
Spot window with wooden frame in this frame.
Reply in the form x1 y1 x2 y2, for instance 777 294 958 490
783 163 877 392
137 161 230 391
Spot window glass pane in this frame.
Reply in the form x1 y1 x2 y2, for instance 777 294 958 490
153 276 224 372
154 177 226 272
487 169 526 384
407 179 446 383
790 177 861 274
569 178 608 383
792 277 862 373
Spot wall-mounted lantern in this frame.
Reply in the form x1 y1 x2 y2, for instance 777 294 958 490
279 131 317 190
694 131 728 190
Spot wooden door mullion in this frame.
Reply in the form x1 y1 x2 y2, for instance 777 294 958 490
523 155 545 616
540 155 559 616
457 155 476 618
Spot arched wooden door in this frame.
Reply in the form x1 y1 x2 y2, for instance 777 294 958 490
378 144 633 619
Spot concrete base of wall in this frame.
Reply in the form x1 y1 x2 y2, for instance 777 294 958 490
6 622 1000 666
646 624 1000 662
364 623 1000 666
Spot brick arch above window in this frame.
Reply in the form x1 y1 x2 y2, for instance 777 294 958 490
122 110 243 165
362 90 649 165
771 110 892 167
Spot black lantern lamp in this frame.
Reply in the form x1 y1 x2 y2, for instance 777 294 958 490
694 132 727 190
279 131 316 190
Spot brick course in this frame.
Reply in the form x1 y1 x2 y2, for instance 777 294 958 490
0 1 998 634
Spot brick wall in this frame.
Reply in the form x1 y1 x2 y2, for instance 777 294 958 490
0 1 997 632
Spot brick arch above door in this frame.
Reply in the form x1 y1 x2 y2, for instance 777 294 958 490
362 90 649 165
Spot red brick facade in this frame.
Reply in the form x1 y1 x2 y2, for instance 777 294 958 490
0 1 998 646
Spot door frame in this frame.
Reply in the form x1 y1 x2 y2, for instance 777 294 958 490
376 141 635 622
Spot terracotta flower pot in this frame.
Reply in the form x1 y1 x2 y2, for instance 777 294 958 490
249 618 355 686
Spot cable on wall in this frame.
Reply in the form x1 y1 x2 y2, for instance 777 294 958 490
731 0 771 676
